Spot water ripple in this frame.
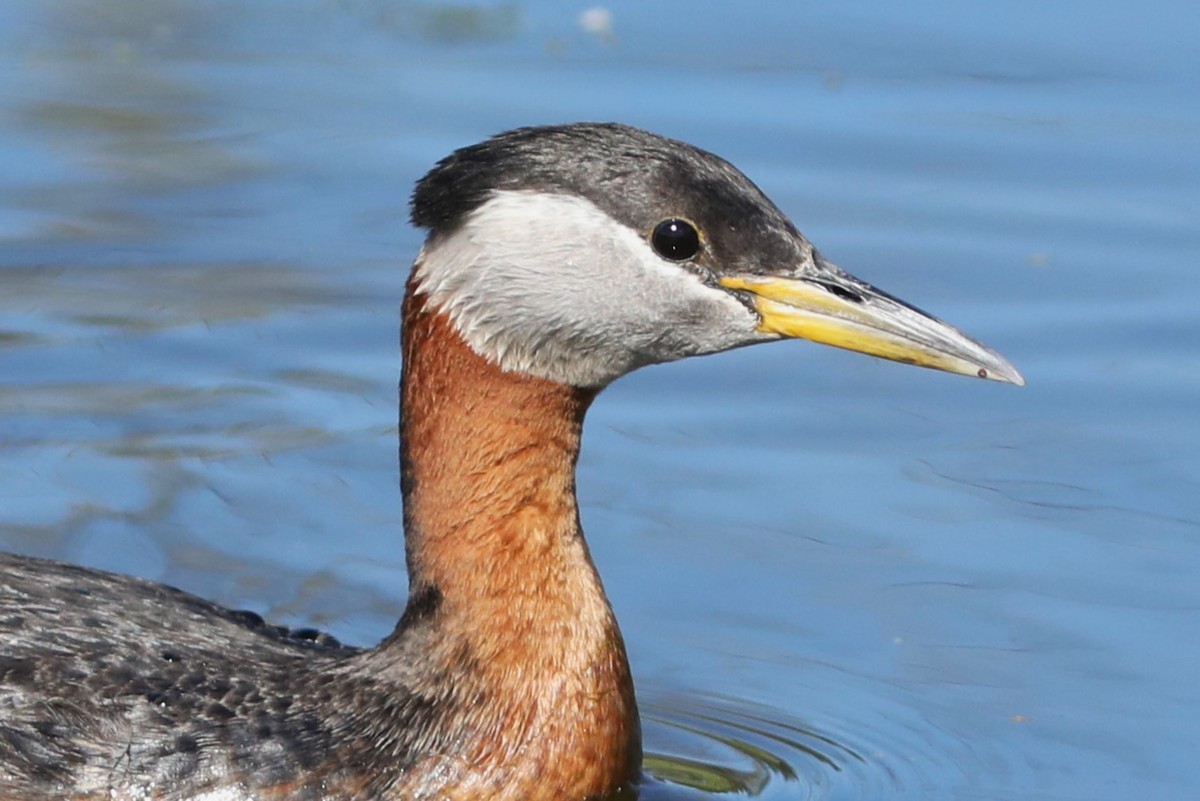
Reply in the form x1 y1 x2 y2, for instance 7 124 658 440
636 689 1003 800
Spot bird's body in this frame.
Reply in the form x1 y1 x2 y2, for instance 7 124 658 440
0 123 1021 800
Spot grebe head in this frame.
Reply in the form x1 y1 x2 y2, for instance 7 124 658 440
411 123 1023 388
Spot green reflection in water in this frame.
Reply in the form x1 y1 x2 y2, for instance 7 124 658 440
375 1 521 43
643 753 769 795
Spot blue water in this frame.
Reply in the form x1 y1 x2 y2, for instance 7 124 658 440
1 2 1197 799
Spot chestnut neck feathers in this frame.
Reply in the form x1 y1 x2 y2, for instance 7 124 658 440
393 282 640 799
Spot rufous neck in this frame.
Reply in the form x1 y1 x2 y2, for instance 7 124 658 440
388 280 640 798
398 286 598 610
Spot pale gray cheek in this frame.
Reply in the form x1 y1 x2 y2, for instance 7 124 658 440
415 190 770 386
597 292 763 374
431 271 767 386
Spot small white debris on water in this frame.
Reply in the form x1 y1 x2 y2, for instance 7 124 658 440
579 7 614 41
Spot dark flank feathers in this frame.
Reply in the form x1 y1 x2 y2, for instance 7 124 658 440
0 553 456 799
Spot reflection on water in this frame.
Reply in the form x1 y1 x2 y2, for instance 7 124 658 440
2 1 1198 800
14 2 256 245
373 1 521 43
637 686 1005 800
643 695 856 797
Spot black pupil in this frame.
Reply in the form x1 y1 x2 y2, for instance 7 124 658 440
651 219 700 261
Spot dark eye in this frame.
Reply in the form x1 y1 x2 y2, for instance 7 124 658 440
650 218 701 261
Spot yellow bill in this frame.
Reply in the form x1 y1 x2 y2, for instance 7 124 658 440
719 272 1024 385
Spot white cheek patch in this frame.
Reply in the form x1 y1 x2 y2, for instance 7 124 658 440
413 190 761 387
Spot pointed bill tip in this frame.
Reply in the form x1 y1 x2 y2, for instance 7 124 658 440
718 273 1025 388
976 358 1025 387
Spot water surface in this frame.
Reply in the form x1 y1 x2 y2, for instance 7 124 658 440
1 2 1197 799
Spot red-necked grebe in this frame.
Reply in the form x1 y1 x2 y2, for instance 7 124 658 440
0 123 1022 801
